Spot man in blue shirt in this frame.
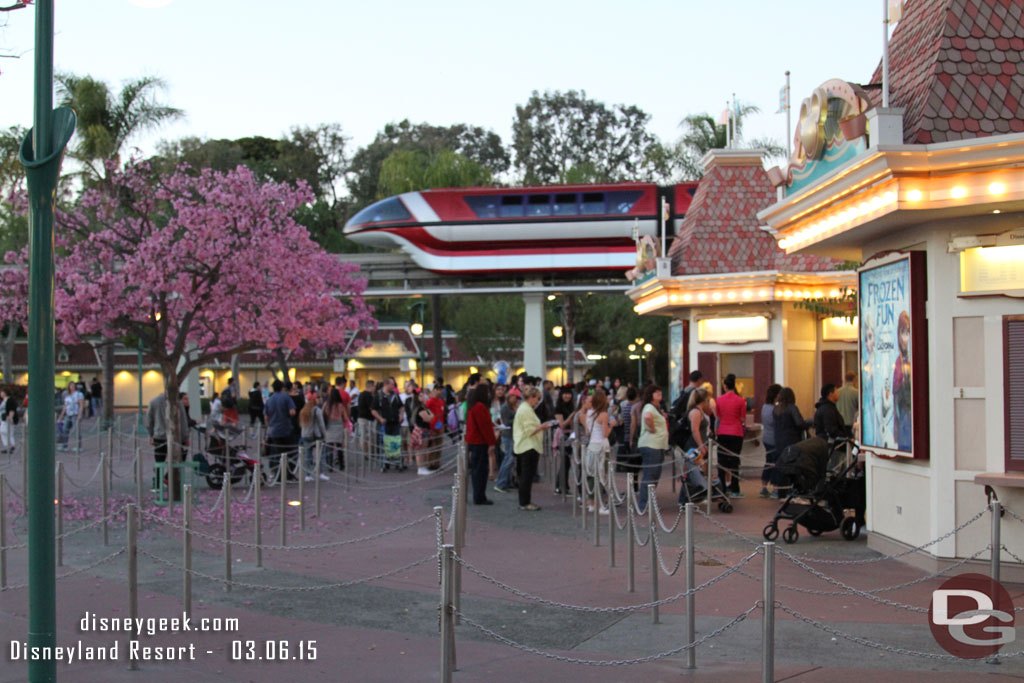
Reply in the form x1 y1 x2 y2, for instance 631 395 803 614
264 379 296 482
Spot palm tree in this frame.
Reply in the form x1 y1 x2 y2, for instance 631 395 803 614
57 74 183 184
56 73 183 426
678 102 786 176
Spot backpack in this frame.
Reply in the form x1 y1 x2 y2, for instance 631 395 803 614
446 403 460 433
669 410 693 449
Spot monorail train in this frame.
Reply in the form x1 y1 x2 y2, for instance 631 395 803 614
342 182 699 275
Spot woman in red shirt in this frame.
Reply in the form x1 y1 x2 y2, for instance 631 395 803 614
715 373 747 498
464 383 496 505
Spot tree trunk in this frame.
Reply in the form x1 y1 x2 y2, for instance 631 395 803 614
564 295 576 386
274 348 290 383
101 340 115 428
1 326 16 383
230 353 240 387
163 366 184 502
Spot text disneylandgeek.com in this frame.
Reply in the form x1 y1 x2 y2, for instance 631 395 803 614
7 612 319 663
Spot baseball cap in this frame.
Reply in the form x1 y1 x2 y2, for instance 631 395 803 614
507 387 522 398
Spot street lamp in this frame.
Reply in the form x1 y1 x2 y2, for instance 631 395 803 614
409 302 426 387
627 339 651 385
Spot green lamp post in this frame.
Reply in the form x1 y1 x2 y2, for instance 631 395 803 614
18 1 76 680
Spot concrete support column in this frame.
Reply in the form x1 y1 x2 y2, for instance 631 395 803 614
522 291 547 377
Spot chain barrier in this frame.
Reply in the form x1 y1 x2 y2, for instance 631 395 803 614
650 497 684 534
650 525 687 577
1001 506 1024 527
3 547 127 591
1002 543 1024 565
3 473 23 500
60 456 105 490
455 602 760 667
140 509 433 550
626 495 651 547
138 547 432 591
776 601 1024 660
55 510 124 541
454 550 758 613
697 506 989 565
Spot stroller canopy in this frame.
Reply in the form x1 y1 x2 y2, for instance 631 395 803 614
776 437 830 494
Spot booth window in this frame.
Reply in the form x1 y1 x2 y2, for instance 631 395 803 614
1006 316 1024 472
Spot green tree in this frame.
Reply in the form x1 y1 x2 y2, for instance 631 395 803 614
347 120 508 208
378 148 492 198
512 90 664 185
56 72 184 425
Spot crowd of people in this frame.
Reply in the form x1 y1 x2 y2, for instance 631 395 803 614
136 367 859 512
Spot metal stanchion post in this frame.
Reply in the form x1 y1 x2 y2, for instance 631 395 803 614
135 449 144 530
991 500 1002 583
762 542 775 683
594 465 601 547
685 502 696 669
315 441 322 518
344 429 350 491
456 472 467 551
608 461 615 567
224 467 232 592
434 505 444 585
571 456 578 518
106 428 114 478
55 463 63 566
102 451 109 546
0 473 5 589
649 484 659 624
128 504 139 671
707 442 716 517
298 447 306 532
440 543 454 683
452 479 463 626
183 484 193 618
626 474 635 593
254 463 262 568
280 456 288 547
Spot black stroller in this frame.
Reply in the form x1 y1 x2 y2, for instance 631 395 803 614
677 448 735 514
762 437 865 544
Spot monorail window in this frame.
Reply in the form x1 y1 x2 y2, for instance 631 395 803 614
500 195 524 217
527 194 552 216
553 193 579 216
347 196 411 225
464 195 499 218
581 192 605 214
606 190 644 214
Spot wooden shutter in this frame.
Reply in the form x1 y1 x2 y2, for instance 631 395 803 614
1006 317 1024 472
820 350 843 389
697 352 717 391
753 350 775 415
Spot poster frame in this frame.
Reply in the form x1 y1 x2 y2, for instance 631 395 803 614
857 250 929 460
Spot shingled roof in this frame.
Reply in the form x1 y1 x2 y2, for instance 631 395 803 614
872 0 1024 143
668 151 837 275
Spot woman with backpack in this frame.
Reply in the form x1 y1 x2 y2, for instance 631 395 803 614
580 387 616 515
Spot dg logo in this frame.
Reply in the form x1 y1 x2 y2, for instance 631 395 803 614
929 572 1016 659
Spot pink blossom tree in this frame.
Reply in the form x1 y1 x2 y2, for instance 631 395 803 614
55 163 376 476
0 248 27 381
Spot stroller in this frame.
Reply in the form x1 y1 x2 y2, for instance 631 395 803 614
676 448 734 514
202 423 262 490
763 436 865 544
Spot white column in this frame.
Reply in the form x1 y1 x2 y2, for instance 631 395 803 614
522 292 547 377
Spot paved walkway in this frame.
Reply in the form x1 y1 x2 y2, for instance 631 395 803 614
1 420 1023 682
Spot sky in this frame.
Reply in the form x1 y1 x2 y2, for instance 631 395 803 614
1 1 887 173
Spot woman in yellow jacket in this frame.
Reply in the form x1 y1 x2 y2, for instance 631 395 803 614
514 386 555 511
